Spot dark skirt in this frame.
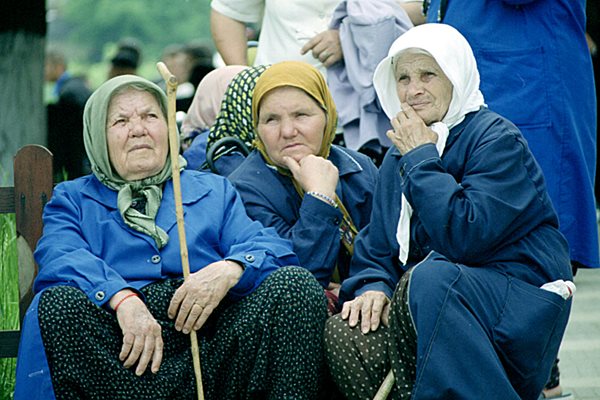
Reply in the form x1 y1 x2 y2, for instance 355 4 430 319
39 266 327 400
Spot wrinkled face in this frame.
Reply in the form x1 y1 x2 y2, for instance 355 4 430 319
394 50 453 125
256 86 326 167
106 89 168 181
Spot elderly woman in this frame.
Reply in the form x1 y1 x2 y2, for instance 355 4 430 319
228 61 378 313
324 24 574 400
14 75 327 399
180 65 247 169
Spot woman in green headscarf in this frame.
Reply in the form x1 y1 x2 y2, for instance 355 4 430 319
205 64 270 176
228 61 378 315
15 74 328 399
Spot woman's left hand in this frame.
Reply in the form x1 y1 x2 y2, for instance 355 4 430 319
387 103 438 155
168 260 243 334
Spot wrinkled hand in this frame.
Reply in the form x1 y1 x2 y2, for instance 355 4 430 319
300 29 343 68
283 155 339 199
168 260 243 334
341 290 390 334
114 292 163 376
386 103 438 155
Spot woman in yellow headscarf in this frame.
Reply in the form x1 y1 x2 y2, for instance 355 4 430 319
228 61 378 314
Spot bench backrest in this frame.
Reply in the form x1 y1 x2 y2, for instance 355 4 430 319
0 144 53 358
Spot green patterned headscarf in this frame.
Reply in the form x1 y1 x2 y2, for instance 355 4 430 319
83 74 187 248
206 65 270 160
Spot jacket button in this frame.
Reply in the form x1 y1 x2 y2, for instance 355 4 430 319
333 218 341 225
151 255 161 264
95 291 105 301
244 254 255 263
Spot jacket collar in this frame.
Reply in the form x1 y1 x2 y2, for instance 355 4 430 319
80 171 212 241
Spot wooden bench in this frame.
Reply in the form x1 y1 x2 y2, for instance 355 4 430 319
0 144 53 358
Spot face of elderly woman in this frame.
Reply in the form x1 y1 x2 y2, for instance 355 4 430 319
394 51 453 125
257 86 326 167
106 89 169 181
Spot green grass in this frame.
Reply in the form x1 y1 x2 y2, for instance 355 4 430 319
0 214 18 400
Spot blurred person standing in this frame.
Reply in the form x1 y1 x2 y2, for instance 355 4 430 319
210 0 340 75
108 38 142 79
45 47 92 180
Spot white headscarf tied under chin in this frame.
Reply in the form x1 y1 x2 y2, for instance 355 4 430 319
372 23 486 265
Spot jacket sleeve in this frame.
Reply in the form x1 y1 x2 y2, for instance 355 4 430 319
402 127 545 264
216 178 300 299
33 183 131 308
232 175 344 288
339 151 403 302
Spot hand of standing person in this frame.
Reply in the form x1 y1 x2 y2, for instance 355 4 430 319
301 29 343 68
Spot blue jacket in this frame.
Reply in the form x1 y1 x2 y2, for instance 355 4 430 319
341 108 573 301
15 170 298 399
228 145 378 287
425 0 599 269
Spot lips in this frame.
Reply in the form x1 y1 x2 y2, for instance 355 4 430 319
129 144 152 152
283 143 303 151
409 101 430 110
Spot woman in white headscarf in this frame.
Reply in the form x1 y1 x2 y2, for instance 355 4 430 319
324 24 574 400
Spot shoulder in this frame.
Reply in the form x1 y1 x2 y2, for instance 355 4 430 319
330 145 378 176
228 151 274 184
181 169 233 193
456 108 523 145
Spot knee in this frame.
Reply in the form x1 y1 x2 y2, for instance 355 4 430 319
404 260 463 323
40 285 87 312
265 266 327 310
409 258 462 298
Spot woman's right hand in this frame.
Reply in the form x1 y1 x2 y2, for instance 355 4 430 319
111 290 163 376
283 154 339 199
341 290 390 334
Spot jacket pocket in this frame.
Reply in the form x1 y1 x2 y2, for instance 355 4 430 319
476 46 551 129
492 277 566 380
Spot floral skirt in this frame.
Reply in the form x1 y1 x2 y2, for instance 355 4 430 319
39 266 327 400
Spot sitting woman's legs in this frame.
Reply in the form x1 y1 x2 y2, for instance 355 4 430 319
40 267 327 400
39 283 196 400
405 253 569 399
324 313 393 399
201 266 328 400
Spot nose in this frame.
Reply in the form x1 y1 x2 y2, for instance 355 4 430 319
406 79 425 96
280 117 297 138
128 116 146 136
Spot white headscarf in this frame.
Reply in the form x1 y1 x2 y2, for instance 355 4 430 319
372 23 486 265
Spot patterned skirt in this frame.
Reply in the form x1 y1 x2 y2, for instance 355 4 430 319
38 266 327 400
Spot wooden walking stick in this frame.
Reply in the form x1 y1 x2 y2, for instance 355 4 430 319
373 369 394 400
157 61 205 400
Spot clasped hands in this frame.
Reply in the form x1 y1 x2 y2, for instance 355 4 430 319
113 260 243 376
